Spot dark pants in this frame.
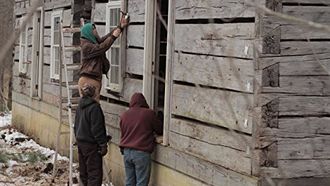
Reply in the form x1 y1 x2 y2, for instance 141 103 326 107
77 141 103 186
123 148 151 186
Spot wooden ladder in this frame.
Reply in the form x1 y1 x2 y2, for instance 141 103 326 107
52 20 81 186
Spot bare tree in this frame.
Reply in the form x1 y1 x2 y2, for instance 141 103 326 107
0 0 14 112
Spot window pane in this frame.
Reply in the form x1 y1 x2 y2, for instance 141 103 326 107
110 66 119 84
21 30 26 44
55 47 60 61
54 17 60 31
54 31 60 45
111 48 120 65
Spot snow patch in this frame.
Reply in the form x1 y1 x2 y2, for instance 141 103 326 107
0 112 11 128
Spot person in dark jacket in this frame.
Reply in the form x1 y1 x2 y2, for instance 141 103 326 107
79 15 129 102
74 83 109 186
119 92 163 186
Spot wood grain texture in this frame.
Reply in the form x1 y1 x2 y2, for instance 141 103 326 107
174 52 254 92
262 76 330 96
175 23 255 58
155 145 258 186
282 0 330 4
126 48 144 75
175 0 255 20
169 132 252 174
170 118 252 152
127 0 145 23
172 84 253 134
127 25 144 47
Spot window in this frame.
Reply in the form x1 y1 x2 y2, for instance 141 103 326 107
30 8 44 98
105 1 122 92
144 0 174 145
50 10 62 80
19 18 29 75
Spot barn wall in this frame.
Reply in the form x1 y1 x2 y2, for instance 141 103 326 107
256 0 330 185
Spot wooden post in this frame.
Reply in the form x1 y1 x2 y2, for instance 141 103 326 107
163 0 175 146
143 0 156 107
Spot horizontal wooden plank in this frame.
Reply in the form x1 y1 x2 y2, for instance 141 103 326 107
260 53 330 70
12 91 59 120
126 48 144 75
43 0 71 10
278 137 330 160
101 101 128 129
176 0 255 20
101 77 143 102
262 117 330 138
278 96 330 116
262 76 330 96
169 132 252 174
172 84 253 134
282 0 330 4
127 25 144 47
95 24 106 36
175 23 254 58
283 6 330 24
100 100 128 116
280 42 330 56
127 0 145 23
261 177 330 186
155 145 258 186
170 118 252 152
262 160 330 178
281 25 330 40
174 52 254 92
94 3 106 23
262 6 330 40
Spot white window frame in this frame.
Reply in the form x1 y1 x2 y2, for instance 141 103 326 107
144 0 175 146
19 18 29 75
105 1 123 92
50 10 63 80
30 7 44 98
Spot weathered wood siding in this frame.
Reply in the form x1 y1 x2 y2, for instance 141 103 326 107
168 0 256 183
95 0 259 185
13 0 74 119
256 0 330 184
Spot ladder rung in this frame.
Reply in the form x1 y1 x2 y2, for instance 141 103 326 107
63 103 79 111
62 63 81 71
62 27 80 33
64 45 81 52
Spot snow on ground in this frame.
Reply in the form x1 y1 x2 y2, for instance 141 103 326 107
0 112 114 186
0 112 80 185
0 112 11 128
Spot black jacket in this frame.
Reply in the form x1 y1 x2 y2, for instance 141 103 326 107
74 96 107 145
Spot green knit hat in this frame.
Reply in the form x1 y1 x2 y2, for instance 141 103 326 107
80 23 97 44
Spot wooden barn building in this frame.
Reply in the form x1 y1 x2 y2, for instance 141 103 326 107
12 0 330 185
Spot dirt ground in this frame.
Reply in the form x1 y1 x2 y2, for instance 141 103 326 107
0 126 80 186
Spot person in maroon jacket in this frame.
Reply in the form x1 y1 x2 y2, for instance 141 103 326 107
119 92 163 186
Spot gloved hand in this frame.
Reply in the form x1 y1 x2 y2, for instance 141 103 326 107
98 144 108 156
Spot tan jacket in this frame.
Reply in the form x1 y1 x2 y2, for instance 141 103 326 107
80 32 117 81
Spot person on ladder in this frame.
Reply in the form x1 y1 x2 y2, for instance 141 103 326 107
74 83 110 186
79 14 129 102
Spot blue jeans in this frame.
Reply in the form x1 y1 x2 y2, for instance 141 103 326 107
123 148 151 186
